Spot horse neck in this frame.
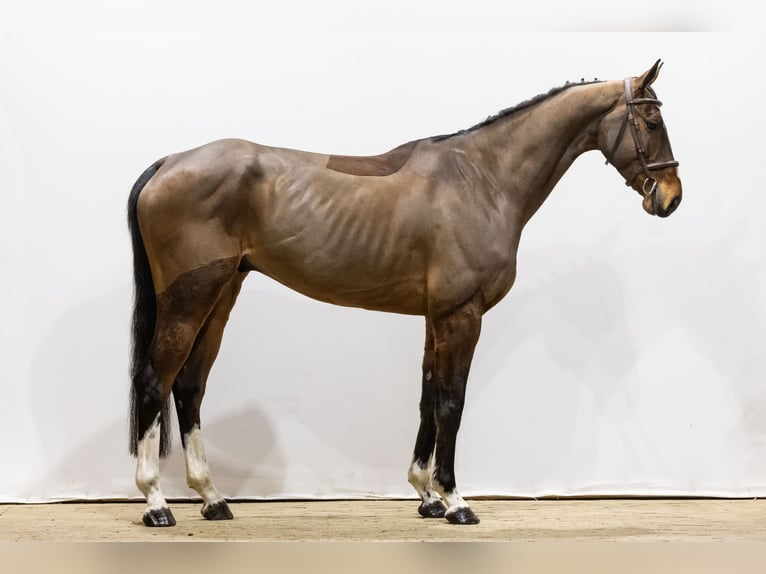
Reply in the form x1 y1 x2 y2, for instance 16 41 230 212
456 81 622 225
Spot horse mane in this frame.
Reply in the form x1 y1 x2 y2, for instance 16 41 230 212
431 79 604 142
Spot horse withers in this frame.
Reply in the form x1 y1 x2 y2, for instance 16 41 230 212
127 60 681 526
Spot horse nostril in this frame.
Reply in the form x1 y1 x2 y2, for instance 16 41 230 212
668 196 681 214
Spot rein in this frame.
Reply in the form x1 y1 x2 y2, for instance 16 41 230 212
605 78 679 198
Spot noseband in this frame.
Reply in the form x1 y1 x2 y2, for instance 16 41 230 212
605 78 679 198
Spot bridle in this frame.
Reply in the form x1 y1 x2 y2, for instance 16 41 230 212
605 77 679 199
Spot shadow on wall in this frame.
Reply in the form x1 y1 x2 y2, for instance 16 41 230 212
208 285 423 476
479 247 639 391
27 286 283 499
651 223 766 471
472 224 766 490
24 246 639 499
31 405 282 500
25 225 766 499
26 281 423 500
460 245 644 489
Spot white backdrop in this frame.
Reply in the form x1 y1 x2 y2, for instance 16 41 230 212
1 2 765 502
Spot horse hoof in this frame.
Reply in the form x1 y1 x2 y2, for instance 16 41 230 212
418 500 447 518
142 507 176 527
202 500 234 521
445 507 480 525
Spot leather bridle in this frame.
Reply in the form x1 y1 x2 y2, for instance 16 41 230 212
605 77 679 199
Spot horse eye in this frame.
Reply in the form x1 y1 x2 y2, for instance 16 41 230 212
645 119 660 131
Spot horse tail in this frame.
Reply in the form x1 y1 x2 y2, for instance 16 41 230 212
127 157 172 457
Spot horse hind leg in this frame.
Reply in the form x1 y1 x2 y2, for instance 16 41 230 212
133 412 173 526
133 256 240 527
172 271 246 521
408 320 447 518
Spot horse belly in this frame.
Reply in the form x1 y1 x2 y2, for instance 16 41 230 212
245 244 428 315
244 176 430 315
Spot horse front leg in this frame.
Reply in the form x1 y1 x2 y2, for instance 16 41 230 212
408 321 447 518
430 293 483 524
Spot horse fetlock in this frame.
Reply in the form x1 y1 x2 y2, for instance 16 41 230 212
408 460 436 494
430 481 467 512
407 461 427 486
186 474 212 493
436 488 479 524
183 426 224 502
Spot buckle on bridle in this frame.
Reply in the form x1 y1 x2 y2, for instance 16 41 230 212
642 176 658 198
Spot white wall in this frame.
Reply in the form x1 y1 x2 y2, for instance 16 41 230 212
1 2 764 502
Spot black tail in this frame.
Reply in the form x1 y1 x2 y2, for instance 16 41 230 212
127 157 172 457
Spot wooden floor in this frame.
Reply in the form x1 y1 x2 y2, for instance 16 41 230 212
3 500 765 573
1 498 765 542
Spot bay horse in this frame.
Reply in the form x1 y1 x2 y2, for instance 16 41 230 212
127 60 681 527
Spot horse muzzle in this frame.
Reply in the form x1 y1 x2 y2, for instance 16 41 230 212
642 173 682 218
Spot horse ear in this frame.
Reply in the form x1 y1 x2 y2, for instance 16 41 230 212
637 59 663 91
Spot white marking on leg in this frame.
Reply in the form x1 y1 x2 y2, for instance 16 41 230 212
135 415 168 512
184 425 225 509
440 489 471 516
431 477 472 517
407 455 442 506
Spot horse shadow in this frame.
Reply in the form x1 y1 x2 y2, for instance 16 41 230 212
27 280 425 500
27 286 283 500
26 221 766 499
26 248 636 499
206 285 424 492
637 222 766 474
458 243 644 492
464 219 766 493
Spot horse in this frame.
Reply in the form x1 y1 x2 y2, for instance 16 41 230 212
127 60 681 527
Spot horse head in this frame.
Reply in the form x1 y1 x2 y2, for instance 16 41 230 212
600 59 682 218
